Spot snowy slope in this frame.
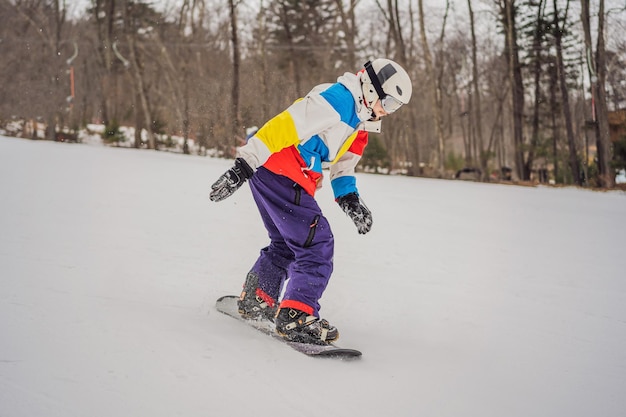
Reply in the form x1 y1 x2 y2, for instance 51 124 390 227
1 135 625 417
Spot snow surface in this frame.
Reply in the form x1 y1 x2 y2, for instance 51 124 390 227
1 135 625 417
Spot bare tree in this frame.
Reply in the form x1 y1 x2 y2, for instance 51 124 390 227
582 0 614 188
256 0 271 122
467 0 486 178
274 1 303 95
499 0 527 180
552 0 581 185
124 0 156 149
372 0 421 175
334 0 360 67
11 0 72 140
417 0 449 176
93 0 118 126
3 0 625 185
548 61 560 181
526 0 547 181
229 0 242 148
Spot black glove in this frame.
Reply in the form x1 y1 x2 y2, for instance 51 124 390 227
337 192 373 234
209 158 254 202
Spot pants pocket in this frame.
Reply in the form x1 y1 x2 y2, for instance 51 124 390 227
303 215 320 248
293 183 302 206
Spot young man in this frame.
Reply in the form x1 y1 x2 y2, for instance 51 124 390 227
210 58 412 345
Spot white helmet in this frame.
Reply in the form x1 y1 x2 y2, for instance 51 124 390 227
362 58 412 113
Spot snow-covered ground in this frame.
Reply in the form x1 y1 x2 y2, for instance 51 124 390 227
1 135 625 417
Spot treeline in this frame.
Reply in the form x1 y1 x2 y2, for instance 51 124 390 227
1 0 625 187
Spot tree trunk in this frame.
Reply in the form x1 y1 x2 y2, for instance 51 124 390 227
125 19 155 150
467 0 486 179
335 0 358 67
553 0 581 185
549 63 560 182
93 0 116 126
593 0 614 188
277 4 301 95
581 0 613 187
526 0 545 180
502 0 527 180
229 0 242 149
257 1 270 121
134 92 143 148
418 0 446 176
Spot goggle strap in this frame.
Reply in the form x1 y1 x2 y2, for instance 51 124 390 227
364 61 386 101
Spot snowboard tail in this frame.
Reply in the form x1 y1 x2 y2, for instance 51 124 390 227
215 295 361 359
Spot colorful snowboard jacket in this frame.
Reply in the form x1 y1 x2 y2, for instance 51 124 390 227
237 71 381 199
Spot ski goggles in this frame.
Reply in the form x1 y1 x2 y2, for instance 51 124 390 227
381 95 403 114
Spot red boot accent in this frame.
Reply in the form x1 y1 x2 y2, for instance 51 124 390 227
279 299 314 316
255 288 276 308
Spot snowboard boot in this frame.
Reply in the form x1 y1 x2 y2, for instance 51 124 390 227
237 272 277 321
274 307 339 345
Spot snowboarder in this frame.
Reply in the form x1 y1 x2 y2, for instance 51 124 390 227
209 59 412 344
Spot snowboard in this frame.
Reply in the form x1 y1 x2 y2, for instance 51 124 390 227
215 295 362 359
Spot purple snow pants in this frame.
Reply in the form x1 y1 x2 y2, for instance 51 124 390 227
247 167 334 317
